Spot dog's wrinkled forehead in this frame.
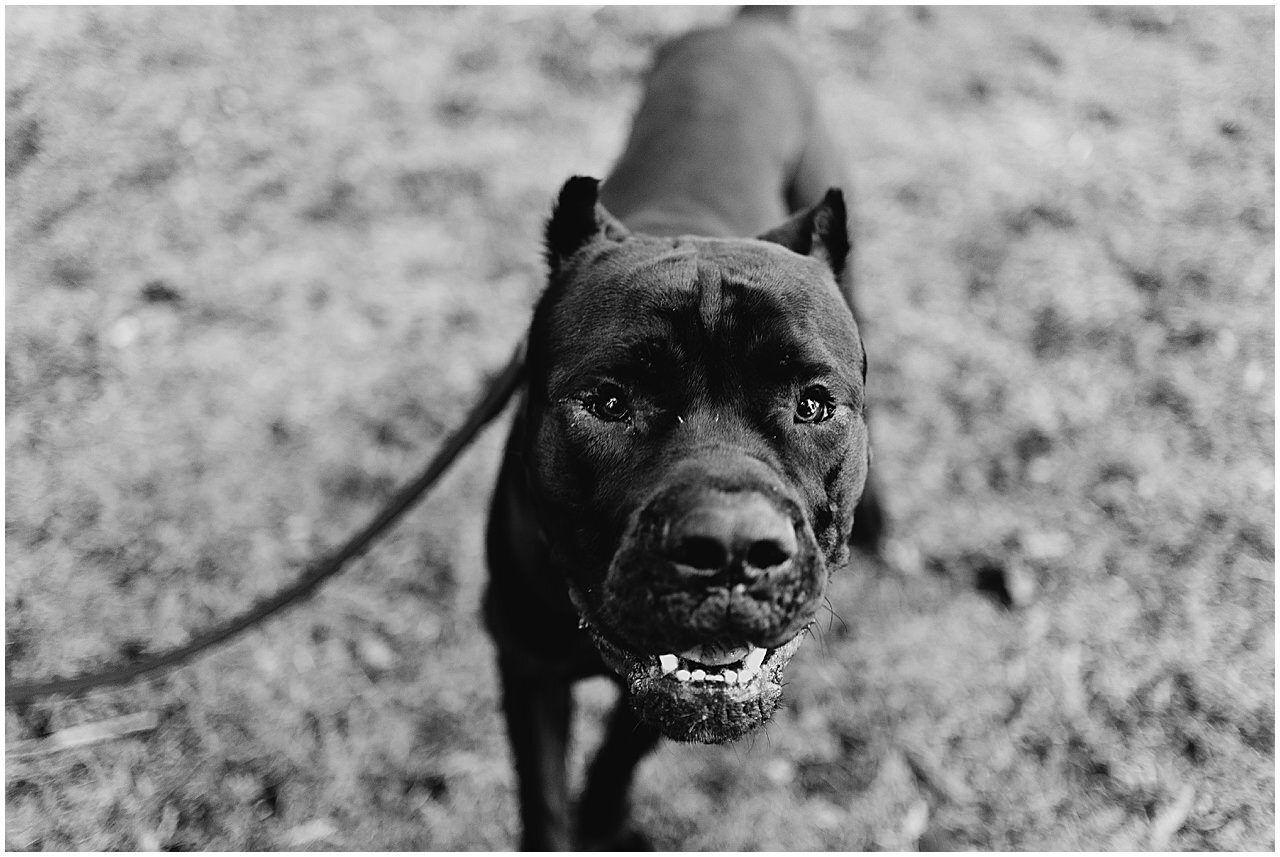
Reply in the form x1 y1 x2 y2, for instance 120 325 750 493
536 235 862 398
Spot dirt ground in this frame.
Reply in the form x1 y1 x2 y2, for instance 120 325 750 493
5 6 1274 851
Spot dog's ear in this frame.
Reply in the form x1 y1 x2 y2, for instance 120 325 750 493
545 176 631 274
757 188 850 278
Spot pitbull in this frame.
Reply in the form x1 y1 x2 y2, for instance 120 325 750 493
484 7 884 849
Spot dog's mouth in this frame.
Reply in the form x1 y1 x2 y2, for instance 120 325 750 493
579 614 807 744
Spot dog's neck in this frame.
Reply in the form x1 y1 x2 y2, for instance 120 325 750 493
602 199 750 240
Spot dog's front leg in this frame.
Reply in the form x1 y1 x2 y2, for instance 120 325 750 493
577 691 661 850
498 656 574 851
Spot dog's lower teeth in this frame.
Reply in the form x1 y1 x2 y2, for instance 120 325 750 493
657 646 774 685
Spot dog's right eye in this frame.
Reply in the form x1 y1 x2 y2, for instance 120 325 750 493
584 384 631 422
795 386 836 424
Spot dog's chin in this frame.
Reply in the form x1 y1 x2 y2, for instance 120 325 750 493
580 617 807 744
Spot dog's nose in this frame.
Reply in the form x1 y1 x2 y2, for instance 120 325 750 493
665 492 797 578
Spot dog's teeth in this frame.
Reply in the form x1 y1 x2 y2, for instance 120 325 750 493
659 654 678 674
675 669 691 682
707 673 723 682
722 669 737 684
743 647 767 671
690 669 706 681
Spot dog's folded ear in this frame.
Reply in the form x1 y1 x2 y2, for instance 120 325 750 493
545 176 631 274
757 188 850 278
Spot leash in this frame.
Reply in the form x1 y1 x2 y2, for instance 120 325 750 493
6 343 526 707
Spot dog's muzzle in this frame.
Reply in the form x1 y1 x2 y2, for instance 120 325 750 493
575 477 827 743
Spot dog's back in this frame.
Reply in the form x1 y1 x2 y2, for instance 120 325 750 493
601 7 836 239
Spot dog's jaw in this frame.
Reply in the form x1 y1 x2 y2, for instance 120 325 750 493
573 601 809 743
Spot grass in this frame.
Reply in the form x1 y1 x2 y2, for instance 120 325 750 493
5 6 1274 851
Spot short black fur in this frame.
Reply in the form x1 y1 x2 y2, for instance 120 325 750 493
485 9 886 849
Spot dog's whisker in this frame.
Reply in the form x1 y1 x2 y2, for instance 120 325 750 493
822 595 849 638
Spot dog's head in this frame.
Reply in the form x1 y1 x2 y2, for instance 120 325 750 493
522 176 869 743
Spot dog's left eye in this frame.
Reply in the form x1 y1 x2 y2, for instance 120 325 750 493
585 384 631 422
795 388 836 424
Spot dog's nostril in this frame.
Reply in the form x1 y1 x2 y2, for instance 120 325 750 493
745 539 792 571
671 535 730 571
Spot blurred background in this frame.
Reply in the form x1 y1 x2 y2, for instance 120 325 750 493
5 6 1273 850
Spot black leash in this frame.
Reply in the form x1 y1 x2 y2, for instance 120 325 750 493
6 344 526 707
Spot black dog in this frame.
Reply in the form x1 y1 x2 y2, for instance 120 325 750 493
485 8 884 849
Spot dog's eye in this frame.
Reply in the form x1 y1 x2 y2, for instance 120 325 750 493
585 384 631 422
795 388 836 424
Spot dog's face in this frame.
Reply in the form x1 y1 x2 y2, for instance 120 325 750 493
523 178 869 743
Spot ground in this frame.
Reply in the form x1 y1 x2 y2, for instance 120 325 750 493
4 5 1274 851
